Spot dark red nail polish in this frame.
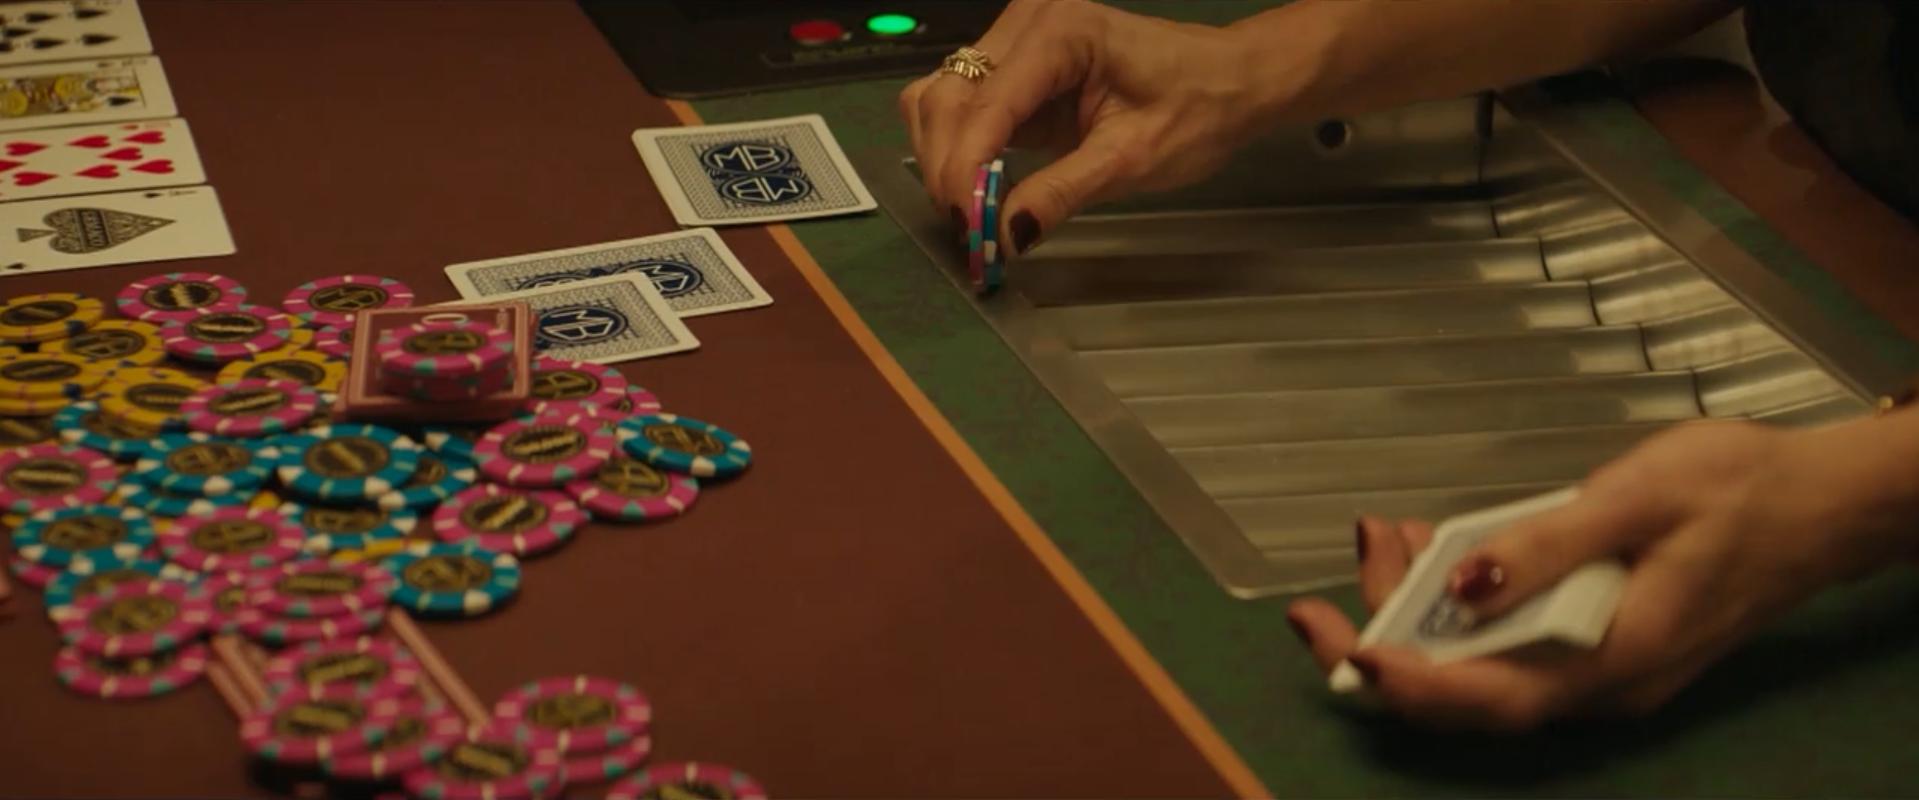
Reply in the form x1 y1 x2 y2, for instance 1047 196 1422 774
1010 210 1040 254
1354 519 1368 562
1449 556 1507 602
1348 653 1381 684
1286 613 1312 646
949 206 966 231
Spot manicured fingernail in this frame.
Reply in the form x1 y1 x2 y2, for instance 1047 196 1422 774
1347 653 1381 684
1449 556 1507 602
1286 612 1312 646
949 206 966 231
1354 519 1369 562
1010 210 1040 254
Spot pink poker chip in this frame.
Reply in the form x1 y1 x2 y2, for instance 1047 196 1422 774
375 319 514 380
491 674 652 753
606 762 768 800
54 640 210 699
322 698 466 781
282 274 415 328
262 636 422 700
159 303 295 364
473 417 615 489
236 604 388 647
431 483 584 558
560 734 655 787
115 271 248 323
521 400 615 431
196 572 250 636
245 558 398 618
525 356 626 413
57 579 213 658
403 725 566 800
180 379 322 437
0 442 116 515
967 164 988 289
615 385 663 415
157 506 306 573
8 555 61 589
240 684 406 765
312 325 355 359
564 454 699 522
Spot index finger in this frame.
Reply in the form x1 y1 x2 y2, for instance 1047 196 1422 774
936 5 1098 212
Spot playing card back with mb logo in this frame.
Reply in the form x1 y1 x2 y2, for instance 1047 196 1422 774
634 114 876 226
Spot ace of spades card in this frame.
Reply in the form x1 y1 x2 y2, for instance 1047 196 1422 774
3 185 235 275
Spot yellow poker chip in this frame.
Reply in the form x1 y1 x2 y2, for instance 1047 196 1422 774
99 367 208 429
0 292 103 344
0 352 109 400
328 537 409 565
248 489 283 511
216 350 345 393
44 319 166 368
0 393 75 415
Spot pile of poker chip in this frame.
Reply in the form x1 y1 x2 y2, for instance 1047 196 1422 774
967 158 1008 294
240 657 767 799
3 270 759 702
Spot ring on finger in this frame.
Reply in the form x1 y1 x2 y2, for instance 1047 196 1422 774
937 46 996 83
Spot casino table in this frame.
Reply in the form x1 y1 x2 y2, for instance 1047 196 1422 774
5 1 1919 798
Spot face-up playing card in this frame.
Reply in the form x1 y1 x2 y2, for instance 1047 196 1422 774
0 0 154 69
1 185 234 275
443 228 772 318
0 117 202 201
451 274 700 364
632 114 876 227
0 55 174 132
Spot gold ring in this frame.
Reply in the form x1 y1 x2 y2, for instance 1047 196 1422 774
938 46 996 83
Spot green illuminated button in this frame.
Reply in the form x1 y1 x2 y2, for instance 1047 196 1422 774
865 13 920 37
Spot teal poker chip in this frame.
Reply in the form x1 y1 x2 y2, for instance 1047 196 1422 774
615 413 753 479
133 433 278 496
44 556 200 623
52 401 160 461
382 541 520 617
113 481 250 518
275 424 422 503
10 504 156 569
275 497 419 553
374 450 476 511
419 425 479 461
983 158 1006 291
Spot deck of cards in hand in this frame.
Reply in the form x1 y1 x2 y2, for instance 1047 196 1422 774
1331 488 1629 693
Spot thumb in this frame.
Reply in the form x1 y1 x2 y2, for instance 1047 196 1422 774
1447 486 1674 619
999 131 1135 257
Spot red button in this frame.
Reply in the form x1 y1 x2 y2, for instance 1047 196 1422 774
789 19 846 46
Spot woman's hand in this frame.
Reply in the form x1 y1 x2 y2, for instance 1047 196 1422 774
1288 417 1919 731
898 0 1292 255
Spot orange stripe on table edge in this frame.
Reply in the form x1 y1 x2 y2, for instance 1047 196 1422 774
662 99 1270 799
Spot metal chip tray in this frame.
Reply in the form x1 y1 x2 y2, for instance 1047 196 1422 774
860 90 1900 597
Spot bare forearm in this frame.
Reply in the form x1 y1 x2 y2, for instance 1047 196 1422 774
1232 0 1740 123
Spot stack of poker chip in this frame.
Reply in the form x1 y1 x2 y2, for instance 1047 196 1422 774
373 317 517 402
487 675 655 791
965 158 1009 294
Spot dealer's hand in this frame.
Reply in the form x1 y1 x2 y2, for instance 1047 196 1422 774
1288 418 1919 731
899 0 1276 255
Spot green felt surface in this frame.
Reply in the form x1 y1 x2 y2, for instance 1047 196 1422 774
693 2 1919 795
